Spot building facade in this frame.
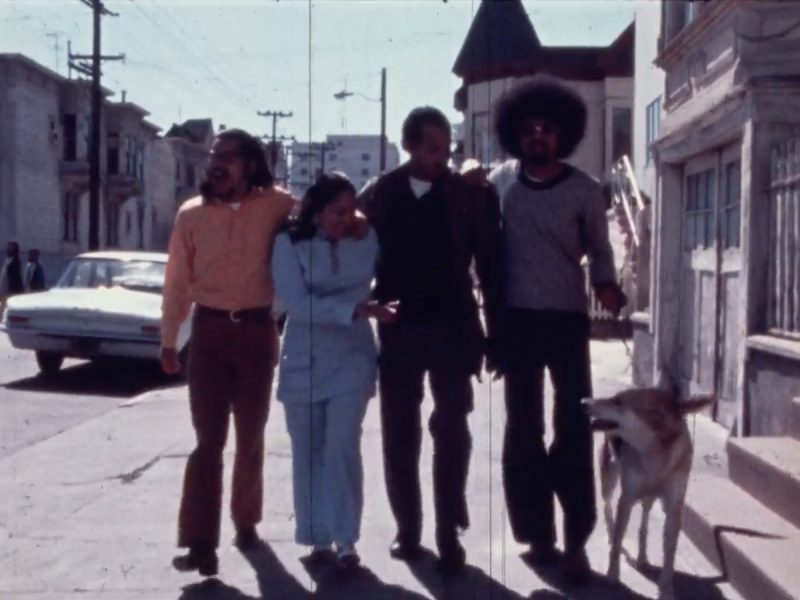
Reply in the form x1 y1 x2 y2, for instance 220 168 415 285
151 119 215 250
633 0 800 435
0 54 161 278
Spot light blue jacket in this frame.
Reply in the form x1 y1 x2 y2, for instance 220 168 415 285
272 228 378 404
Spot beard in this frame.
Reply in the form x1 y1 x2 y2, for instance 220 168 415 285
200 168 241 203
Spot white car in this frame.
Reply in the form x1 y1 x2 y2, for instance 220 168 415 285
1 251 190 376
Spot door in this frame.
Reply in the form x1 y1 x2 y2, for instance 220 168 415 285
678 144 742 428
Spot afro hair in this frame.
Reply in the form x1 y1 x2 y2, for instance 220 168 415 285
494 75 587 160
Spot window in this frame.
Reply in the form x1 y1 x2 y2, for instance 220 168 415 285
361 168 370 177
768 139 800 334
328 153 337 162
299 167 308 176
125 212 132 234
645 97 662 165
186 164 196 187
683 169 716 250
137 145 144 180
175 160 182 185
63 114 77 161
723 161 741 249
107 133 120 175
125 137 135 175
361 153 370 161
611 107 632 163
62 192 79 242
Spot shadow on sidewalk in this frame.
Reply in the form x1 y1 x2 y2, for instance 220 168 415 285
179 577 259 600
522 556 650 600
3 358 182 398
635 561 730 600
300 548 430 599
407 547 527 599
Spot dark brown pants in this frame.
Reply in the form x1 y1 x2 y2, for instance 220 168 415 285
177 310 277 549
378 321 473 546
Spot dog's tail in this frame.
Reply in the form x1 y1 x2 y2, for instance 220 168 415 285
680 395 715 415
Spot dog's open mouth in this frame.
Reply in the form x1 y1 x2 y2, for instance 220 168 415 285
589 418 618 431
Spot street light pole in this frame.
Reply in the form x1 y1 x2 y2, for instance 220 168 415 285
333 67 388 174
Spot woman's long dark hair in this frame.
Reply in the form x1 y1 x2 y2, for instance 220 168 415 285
288 172 356 243
199 128 273 201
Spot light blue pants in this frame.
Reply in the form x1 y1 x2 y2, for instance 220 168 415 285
284 393 369 547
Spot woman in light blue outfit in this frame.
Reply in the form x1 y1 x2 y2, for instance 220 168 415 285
272 173 396 570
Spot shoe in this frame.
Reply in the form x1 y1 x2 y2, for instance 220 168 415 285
521 543 559 567
389 537 422 561
233 525 260 551
436 530 466 574
172 547 219 577
563 548 592 586
336 544 360 570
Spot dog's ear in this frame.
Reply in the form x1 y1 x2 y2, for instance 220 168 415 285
679 395 715 415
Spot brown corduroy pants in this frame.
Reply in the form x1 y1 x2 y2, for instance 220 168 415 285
177 309 278 550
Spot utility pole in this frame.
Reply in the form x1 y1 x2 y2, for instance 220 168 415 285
257 110 293 171
73 0 124 250
380 67 387 173
261 134 296 186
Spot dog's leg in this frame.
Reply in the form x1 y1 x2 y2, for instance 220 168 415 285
608 494 634 582
600 439 620 541
658 482 687 600
636 496 655 569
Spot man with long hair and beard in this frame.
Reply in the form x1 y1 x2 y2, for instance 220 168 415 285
492 76 625 584
160 128 295 577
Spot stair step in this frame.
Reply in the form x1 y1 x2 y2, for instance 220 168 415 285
792 398 800 440
728 437 800 530
684 473 800 600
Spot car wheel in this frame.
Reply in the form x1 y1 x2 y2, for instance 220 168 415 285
36 351 64 376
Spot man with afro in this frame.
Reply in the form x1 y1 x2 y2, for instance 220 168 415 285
492 75 625 584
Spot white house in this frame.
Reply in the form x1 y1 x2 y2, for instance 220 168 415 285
0 54 161 278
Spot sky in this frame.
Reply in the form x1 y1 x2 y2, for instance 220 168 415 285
0 0 636 148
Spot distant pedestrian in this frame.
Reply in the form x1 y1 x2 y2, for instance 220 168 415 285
272 172 397 570
360 106 503 573
1 241 24 310
24 249 46 292
161 128 296 577
493 75 626 585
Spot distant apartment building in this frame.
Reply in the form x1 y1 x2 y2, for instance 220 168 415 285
0 53 160 277
289 134 399 198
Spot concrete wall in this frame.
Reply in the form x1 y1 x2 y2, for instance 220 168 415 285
747 349 800 436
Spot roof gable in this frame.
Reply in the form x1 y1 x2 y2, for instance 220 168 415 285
452 0 541 82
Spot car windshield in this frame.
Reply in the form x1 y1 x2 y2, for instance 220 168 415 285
56 259 166 294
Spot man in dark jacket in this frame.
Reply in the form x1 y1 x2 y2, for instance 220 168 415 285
360 106 502 573
1 241 24 308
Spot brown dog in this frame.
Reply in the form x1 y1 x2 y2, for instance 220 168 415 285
583 388 713 600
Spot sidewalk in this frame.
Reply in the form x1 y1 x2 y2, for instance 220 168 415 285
0 341 741 599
